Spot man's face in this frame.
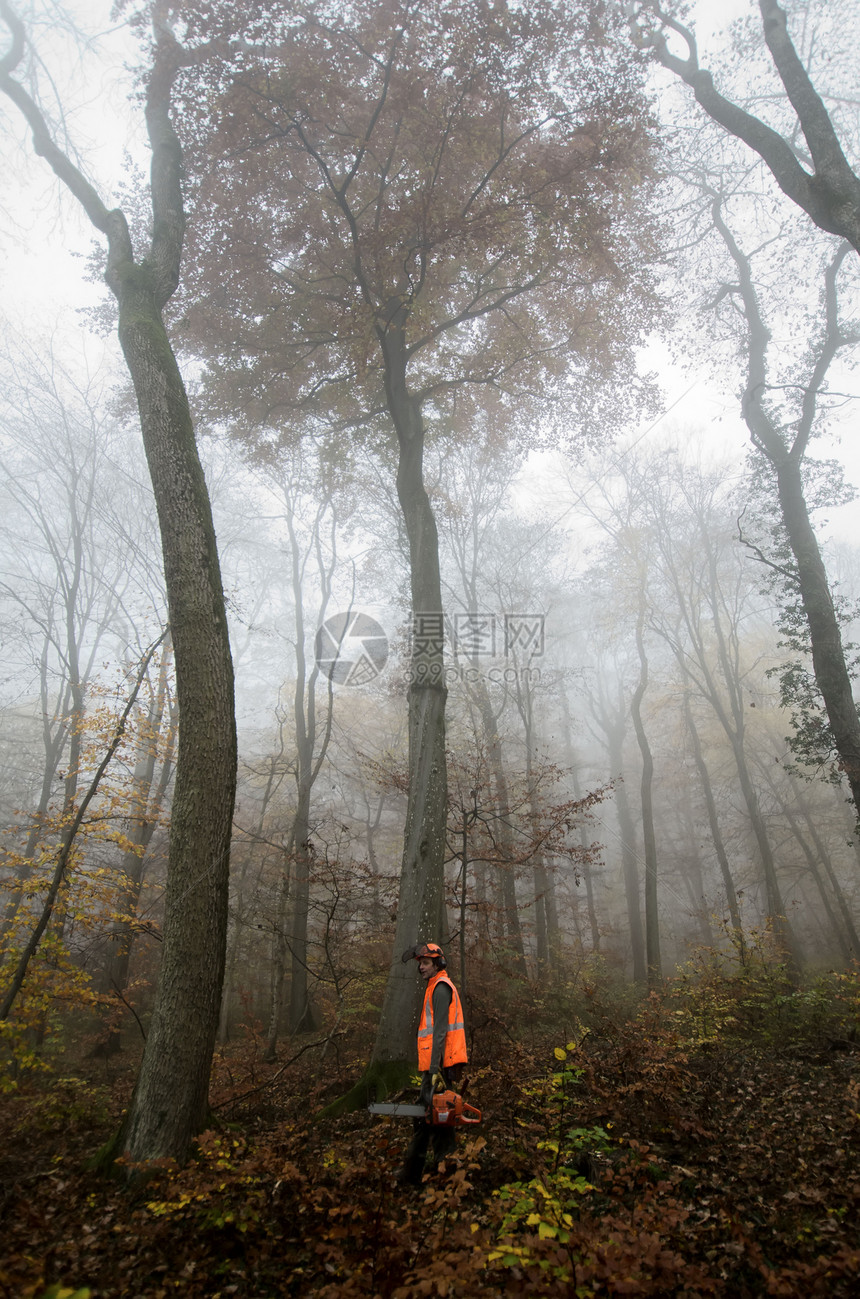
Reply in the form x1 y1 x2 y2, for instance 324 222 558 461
417 956 435 981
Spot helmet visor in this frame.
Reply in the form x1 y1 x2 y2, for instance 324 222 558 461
401 942 443 963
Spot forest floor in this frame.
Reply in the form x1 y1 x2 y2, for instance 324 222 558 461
2 976 860 1298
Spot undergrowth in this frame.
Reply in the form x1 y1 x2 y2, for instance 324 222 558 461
2 948 860 1297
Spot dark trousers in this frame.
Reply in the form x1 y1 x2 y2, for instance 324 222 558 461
398 1065 463 1184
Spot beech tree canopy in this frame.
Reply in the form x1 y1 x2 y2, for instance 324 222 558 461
172 0 663 446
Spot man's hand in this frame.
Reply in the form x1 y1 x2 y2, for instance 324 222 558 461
420 1072 444 1106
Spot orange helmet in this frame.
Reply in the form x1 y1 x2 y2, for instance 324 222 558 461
401 941 447 970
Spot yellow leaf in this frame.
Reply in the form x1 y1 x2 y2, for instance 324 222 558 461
553 1046 567 1061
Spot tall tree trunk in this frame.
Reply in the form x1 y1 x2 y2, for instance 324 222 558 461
682 691 744 944
563 699 601 954
282 482 336 1040
117 283 236 1165
221 753 284 1043
261 463 338 1058
528 768 558 981
468 675 527 972
605 691 647 984
265 861 291 1058
630 602 661 988
287 800 321 1036
773 457 860 813
513 658 559 980
371 345 447 1074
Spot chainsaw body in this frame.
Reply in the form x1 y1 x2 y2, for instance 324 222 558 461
429 1089 481 1127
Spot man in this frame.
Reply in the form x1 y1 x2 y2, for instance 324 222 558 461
396 941 468 1185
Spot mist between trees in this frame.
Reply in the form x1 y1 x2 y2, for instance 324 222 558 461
1 0 859 1186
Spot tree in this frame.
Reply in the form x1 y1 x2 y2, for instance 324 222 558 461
0 2 236 1167
0 634 166 1025
98 636 177 1046
630 589 662 988
572 445 804 965
640 458 802 968
173 0 661 1087
578 641 647 984
633 0 860 253
680 685 744 945
634 0 860 818
708 205 860 817
573 469 668 985
435 430 530 970
0 342 153 936
260 450 340 1055
558 689 603 956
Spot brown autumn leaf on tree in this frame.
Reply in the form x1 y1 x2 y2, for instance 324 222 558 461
175 0 661 437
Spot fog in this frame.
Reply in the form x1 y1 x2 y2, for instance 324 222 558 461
1 0 859 1143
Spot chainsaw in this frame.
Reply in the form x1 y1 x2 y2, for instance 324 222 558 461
368 1089 482 1128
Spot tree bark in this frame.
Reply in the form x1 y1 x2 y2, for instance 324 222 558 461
116 277 236 1166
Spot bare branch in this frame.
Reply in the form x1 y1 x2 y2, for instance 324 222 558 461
633 0 860 253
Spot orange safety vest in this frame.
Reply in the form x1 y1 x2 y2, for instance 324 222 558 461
417 971 468 1071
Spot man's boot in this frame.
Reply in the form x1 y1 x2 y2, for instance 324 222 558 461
394 1153 425 1186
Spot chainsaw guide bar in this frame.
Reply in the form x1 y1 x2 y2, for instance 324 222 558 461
368 1090 482 1127
368 1102 427 1118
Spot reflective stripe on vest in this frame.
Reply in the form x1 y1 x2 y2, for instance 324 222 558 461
417 970 468 1071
